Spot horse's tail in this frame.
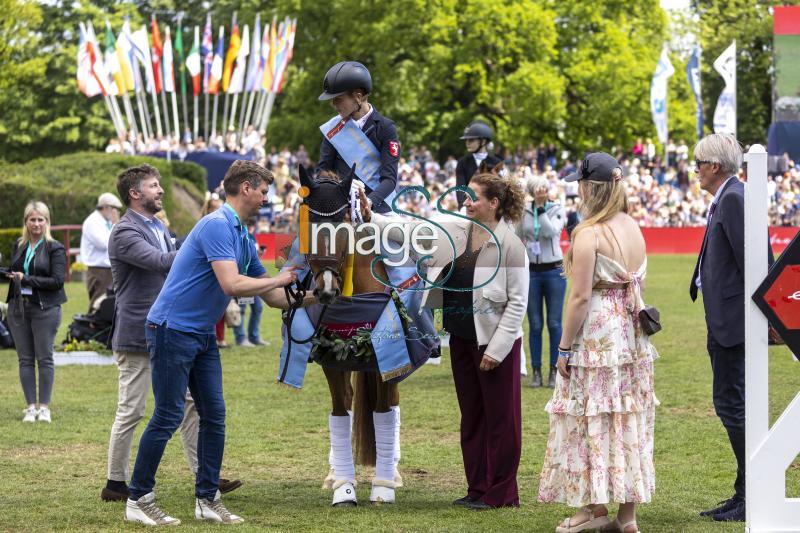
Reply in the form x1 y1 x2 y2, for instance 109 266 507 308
352 371 377 466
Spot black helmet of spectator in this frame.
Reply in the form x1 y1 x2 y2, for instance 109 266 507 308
318 61 372 101
460 120 493 141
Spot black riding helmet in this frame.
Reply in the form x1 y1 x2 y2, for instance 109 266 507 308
318 61 373 101
459 120 493 141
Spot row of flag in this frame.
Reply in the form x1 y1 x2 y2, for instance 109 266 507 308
77 14 297 145
649 41 737 148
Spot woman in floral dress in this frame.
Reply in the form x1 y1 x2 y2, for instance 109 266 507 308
538 153 658 533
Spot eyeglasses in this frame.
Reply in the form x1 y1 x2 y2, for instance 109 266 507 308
694 160 712 168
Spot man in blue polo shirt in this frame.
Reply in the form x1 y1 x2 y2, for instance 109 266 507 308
125 160 297 526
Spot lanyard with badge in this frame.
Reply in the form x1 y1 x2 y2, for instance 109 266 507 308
223 204 255 305
21 239 43 296
527 201 552 257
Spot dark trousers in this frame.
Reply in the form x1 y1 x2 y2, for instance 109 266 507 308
707 333 746 499
86 266 113 312
129 323 225 501
527 267 566 369
450 335 522 507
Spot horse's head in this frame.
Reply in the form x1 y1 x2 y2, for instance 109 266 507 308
299 164 355 305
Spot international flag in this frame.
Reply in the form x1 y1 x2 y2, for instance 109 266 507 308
273 18 297 94
261 17 277 92
77 22 110 97
163 26 176 93
258 22 270 92
104 21 126 94
175 22 187 96
186 26 202 97
228 24 249 94
244 14 262 92
120 20 141 91
201 14 213 93
150 16 163 94
208 26 224 94
222 19 240 92
131 25 156 94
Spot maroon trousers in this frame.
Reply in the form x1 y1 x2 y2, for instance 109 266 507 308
450 335 522 507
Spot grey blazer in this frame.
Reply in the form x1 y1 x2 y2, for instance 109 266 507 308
108 209 177 352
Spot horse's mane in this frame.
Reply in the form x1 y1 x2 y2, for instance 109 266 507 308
478 160 505 175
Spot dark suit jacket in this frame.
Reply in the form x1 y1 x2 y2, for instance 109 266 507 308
690 178 772 347
455 152 503 208
317 107 400 213
108 209 177 352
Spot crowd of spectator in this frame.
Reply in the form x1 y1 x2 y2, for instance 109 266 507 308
107 135 800 231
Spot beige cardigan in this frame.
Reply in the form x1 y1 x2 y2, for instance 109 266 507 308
370 213 529 362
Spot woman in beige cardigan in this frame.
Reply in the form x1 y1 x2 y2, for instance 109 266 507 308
359 173 528 509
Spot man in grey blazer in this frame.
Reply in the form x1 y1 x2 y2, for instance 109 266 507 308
102 164 240 501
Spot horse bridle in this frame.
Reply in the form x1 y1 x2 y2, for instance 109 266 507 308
279 175 352 383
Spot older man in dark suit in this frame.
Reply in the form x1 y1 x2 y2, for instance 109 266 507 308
689 134 750 522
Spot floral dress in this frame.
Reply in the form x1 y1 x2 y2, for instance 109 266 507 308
538 253 659 506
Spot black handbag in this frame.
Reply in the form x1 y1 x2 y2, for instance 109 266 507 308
638 306 662 336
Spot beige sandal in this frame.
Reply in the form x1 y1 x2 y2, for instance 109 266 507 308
555 506 611 532
601 518 640 533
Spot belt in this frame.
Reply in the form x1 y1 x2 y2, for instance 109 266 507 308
529 261 563 272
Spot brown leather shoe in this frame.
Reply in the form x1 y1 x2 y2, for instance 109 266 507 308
219 478 242 494
100 485 129 501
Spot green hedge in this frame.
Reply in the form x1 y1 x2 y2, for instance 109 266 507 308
0 228 22 266
0 153 207 240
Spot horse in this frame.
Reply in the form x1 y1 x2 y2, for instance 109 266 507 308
284 164 406 506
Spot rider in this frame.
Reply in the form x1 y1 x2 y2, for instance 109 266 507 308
455 120 503 209
317 61 400 215
315 60 403 506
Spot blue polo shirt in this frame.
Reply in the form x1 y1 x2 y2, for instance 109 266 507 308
147 205 266 334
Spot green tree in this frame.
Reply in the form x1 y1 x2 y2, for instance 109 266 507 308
694 0 800 145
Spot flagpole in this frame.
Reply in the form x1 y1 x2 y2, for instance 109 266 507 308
236 88 248 146
258 91 277 134
150 86 163 138
171 92 180 142
136 88 152 142
229 93 239 133
193 94 199 142
109 94 127 140
222 94 230 140
253 90 265 128
211 93 219 139
103 94 124 140
241 88 256 141
160 89 172 141
122 92 139 139
204 92 210 141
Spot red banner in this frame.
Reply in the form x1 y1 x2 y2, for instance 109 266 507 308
559 227 799 255
257 227 799 261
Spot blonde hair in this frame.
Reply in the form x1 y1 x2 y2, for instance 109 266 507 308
563 171 627 276
21 201 54 248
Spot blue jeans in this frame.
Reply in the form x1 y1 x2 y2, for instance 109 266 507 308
526 267 566 369
233 297 263 344
129 322 225 501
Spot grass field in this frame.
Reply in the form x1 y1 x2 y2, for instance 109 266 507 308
0 255 797 532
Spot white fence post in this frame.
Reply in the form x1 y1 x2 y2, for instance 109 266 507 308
744 143 800 532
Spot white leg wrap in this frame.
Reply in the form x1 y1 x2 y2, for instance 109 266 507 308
373 410 397 485
324 411 353 489
329 414 355 484
390 406 403 487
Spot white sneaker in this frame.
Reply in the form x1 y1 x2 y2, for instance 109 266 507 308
196 494 244 524
37 406 51 423
125 492 181 526
22 407 37 423
237 339 255 347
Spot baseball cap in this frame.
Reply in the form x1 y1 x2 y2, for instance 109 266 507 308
564 152 622 183
97 192 122 209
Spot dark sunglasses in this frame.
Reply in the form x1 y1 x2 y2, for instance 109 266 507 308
694 160 713 168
